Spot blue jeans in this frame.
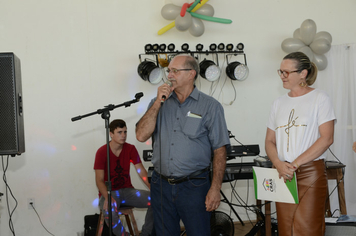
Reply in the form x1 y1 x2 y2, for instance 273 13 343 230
151 170 211 236
99 188 154 236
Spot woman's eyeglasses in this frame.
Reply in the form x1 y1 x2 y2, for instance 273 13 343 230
277 69 299 78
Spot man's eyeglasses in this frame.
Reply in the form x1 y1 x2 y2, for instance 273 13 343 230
166 68 192 74
277 69 300 78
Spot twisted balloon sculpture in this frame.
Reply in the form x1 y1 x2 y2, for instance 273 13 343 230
281 19 332 70
159 0 232 37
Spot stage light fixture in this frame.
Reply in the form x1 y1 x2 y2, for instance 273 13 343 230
158 54 169 68
145 44 153 52
152 44 159 52
167 43 175 52
137 60 163 84
199 59 221 82
209 43 217 51
159 44 167 51
226 61 249 81
196 44 204 51
218 43 225 51
181 43 189 51
237 43 244 51
226 43 234 51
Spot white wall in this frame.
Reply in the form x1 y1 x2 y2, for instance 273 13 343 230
0 0 355 235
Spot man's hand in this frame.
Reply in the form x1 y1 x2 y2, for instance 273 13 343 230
206 146 226 211
103 197 118 212
205 187 221 212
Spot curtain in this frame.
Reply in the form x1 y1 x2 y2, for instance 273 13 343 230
314 44 356 216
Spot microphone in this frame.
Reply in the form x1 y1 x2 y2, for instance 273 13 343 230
161 80 172 103
135 92 144 101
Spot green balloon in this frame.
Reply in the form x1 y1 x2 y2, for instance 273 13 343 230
190 12 232 24
187 0 201 12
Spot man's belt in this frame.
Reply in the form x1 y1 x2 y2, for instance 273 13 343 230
158 166 210 185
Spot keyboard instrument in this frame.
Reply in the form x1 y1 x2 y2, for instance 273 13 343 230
223 162 256 182
146 162 257 183
143 144 260 162
226 144 260 160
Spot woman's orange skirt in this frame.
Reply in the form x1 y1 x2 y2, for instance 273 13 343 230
276 159 328 236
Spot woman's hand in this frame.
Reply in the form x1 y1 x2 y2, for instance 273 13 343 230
275 160 296 182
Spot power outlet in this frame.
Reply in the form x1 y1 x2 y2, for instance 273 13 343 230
28 198 35 209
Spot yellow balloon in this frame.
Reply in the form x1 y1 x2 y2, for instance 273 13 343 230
191 0 209 12
158 22 176 35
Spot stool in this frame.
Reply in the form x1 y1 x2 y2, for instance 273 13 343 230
95 206 139 236
325 162 347 216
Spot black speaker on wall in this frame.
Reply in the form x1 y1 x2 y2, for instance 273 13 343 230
0 52 25 156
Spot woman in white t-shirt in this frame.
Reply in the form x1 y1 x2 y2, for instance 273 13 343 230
265 52 336 236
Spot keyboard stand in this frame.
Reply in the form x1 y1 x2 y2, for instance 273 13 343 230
220 190 245 225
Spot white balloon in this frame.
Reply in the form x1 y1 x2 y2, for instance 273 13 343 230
314 31 332 44
298 46 315 62
313 54 328 71
293 28 302 40
300 19 317 45
161 4 181 20
189 17 205 37
310 38 331 55
195 4 214 17
175 13 192 31
171 0 189 6
281 38 305 53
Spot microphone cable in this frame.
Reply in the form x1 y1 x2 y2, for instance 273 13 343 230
2 155 17 236
157 80 173 236
155 79 172 236
158 98 165 236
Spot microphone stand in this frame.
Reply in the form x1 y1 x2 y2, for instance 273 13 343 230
71 92 143 236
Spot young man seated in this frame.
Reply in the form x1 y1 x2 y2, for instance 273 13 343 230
94 119 154 236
